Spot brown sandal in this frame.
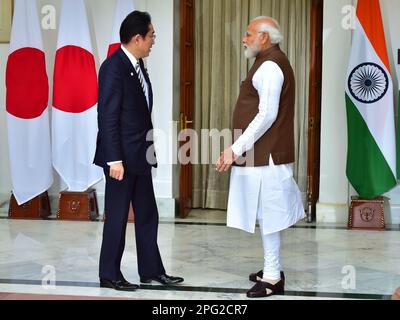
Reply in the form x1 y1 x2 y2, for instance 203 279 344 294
246 279 285 298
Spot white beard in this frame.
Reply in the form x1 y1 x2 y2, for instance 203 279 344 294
244 44 260 59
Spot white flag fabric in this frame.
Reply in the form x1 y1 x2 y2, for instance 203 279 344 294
6 0 53 205
107 0 135 58
52 0 103 192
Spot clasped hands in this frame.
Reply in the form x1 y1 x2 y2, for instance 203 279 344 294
216 147 238 173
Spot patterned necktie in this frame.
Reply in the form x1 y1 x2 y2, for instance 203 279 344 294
135 61 149 107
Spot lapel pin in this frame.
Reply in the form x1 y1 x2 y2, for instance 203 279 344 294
130 72 134 76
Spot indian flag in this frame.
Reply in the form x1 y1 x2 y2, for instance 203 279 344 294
345 0 397 199
398 89 400 179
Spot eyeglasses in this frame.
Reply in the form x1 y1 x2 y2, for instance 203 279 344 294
139 33 156 41
147 33 156 40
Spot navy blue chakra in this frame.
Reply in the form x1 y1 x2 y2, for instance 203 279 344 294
348 62 389 104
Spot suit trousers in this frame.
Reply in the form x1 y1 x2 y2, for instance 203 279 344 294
99 170 165 280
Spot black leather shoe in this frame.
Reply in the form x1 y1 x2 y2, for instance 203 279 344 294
249 271 285 284
100 278 139 291
121 277 134 287
140 274 184 285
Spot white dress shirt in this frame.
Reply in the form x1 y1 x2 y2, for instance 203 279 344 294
121 45 150 106
231 61 284 157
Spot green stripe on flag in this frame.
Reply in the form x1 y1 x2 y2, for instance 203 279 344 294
346 94 397 199
397 91 400 180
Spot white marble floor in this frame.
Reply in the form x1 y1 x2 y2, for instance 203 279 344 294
0 212 399 300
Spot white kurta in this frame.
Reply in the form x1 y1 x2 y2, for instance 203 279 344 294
227 61 305 235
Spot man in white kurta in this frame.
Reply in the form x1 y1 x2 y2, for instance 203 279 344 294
217 17 305 298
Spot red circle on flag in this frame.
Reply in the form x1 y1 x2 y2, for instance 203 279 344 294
107 43 121 58
6 48 49 120
53 45 98 113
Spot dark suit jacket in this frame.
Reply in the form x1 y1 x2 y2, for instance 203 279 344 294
94 48 157 175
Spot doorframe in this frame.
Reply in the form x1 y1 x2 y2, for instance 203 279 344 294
306 0 324 222
179 0 324 220
179 0 195 218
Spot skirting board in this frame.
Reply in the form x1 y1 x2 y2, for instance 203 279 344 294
316 202 349 224
0 193 176 219
317 201 400 225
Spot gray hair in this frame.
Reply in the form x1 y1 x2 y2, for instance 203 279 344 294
251 16 283 44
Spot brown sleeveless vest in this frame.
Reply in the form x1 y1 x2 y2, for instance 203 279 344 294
232 45 295 167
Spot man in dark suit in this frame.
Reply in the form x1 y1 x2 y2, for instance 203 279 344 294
94 11 184 291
